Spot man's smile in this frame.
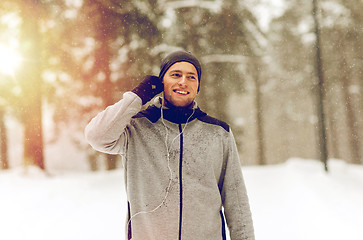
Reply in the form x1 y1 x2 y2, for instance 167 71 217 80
173 89 189 95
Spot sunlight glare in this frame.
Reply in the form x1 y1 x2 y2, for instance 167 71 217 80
0 44 22 76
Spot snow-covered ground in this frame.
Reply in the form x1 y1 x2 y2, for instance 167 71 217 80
1 158 363 240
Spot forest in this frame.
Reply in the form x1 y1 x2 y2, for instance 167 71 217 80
0 0 362 172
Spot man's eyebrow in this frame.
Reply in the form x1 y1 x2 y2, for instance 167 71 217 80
170 70 196 75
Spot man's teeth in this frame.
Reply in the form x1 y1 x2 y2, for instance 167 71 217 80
175 90 188 95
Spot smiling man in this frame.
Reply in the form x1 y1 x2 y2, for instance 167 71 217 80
162 61 198 108
85 50 255 240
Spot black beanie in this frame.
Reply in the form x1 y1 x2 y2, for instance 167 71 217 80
159 50 202 91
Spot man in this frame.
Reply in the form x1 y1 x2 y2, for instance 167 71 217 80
85 50 255 240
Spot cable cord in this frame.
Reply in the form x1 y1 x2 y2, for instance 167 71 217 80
127 104 195 229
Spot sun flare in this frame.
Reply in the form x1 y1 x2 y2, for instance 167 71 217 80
0 44 22 76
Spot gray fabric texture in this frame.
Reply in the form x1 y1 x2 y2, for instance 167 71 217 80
85 92 255 240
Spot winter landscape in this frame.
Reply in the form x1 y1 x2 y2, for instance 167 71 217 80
1 0 362 239
1 158 363 240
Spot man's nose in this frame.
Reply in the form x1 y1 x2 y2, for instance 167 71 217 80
178 76 187 85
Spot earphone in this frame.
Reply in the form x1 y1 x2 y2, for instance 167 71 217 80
127 100 196 229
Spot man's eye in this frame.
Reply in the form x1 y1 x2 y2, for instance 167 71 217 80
172 73 181 78
188 76 196 80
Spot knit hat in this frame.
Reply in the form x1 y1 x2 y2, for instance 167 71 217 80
159 50 202 91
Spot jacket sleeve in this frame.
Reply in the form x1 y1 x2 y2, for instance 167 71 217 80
84 92 142 155
221 130 255 240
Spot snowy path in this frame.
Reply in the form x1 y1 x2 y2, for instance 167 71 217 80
1 158 363 240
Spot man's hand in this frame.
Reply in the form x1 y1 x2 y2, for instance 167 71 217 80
132 75 164 105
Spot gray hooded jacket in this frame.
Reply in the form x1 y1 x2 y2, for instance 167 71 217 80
85 92 255 240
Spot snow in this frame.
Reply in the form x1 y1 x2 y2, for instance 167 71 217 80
245 159 363 240
1 158 363 240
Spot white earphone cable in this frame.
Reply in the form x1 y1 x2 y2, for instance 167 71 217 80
127 103 195 228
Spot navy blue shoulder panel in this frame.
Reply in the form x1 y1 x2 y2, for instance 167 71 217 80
132 106 229 131
198 115 230 132
132 105 160 123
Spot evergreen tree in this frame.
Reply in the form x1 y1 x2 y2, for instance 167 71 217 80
162 0 263 122
319 0 362 163
49 0 162 170
17 0 45 169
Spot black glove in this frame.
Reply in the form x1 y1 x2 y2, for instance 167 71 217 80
132 75 164 105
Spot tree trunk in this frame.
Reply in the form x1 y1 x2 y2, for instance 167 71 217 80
340 57 362 164
19 0 44 169
96 2 118 170
253 61 266 165
312 0 328 171
0 109 9 170
106 154 119 170
326 105 340 159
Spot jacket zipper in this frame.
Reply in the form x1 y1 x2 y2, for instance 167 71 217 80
178 124 183 240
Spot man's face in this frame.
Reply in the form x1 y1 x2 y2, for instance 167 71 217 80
162 61 199 108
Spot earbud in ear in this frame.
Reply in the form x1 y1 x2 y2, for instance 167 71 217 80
193 100 198 108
